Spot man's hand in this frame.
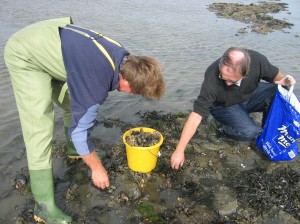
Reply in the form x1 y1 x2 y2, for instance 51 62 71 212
91 166 110 189
170 112 202 170
82 151 110 189
275 75 296 87
171 149 185 170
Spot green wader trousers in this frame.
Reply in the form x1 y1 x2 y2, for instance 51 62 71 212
4 17 73 170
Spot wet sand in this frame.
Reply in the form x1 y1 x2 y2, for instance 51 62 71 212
7 111 300 224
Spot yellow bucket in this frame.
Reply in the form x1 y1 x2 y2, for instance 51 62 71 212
123 127 163 173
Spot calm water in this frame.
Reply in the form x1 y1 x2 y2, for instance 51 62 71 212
0 0 299 221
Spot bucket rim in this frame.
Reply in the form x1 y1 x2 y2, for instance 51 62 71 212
122 127 164 150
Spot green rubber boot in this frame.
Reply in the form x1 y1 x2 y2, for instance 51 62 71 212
29 169 73 224
64 127 81 159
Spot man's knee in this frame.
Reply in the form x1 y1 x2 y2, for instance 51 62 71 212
238 125 262 141
221 124 261 141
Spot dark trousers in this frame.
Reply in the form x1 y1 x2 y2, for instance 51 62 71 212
211 82 277 141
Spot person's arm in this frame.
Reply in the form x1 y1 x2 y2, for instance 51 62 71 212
171 112 202 169
70 104 110 189
81 151 110 189
273 71 296 87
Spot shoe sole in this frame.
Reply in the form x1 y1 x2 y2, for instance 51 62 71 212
68 155 81 159
34 214 73 224
34 215 44 223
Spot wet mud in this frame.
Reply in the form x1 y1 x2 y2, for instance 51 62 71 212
11 111 300 224
208 1 294 34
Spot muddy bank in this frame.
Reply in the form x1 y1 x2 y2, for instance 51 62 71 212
9 111 300 224
208 1 294 34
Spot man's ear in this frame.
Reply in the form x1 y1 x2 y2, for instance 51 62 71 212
119 74 125 82
119 74 128 88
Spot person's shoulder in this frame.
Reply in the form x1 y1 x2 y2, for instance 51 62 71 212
247 49 268 63
206 58 220 71
204 59 219 83
247 49 265 58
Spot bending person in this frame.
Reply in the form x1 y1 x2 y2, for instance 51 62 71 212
4 17 165 223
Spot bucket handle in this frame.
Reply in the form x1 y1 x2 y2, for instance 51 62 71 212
146 149 161 158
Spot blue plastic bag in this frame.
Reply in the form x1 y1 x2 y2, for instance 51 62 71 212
256 85 300 161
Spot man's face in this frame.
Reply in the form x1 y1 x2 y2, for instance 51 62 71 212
219 65 243 86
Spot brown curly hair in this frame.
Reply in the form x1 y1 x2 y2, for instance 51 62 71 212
120 55 166 99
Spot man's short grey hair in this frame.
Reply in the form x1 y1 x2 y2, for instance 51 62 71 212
219 47 250 77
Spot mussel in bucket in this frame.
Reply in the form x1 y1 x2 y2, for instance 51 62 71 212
125 128 161 147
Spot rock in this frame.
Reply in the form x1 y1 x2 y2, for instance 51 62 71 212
214 186 238 216
208 2 293 34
